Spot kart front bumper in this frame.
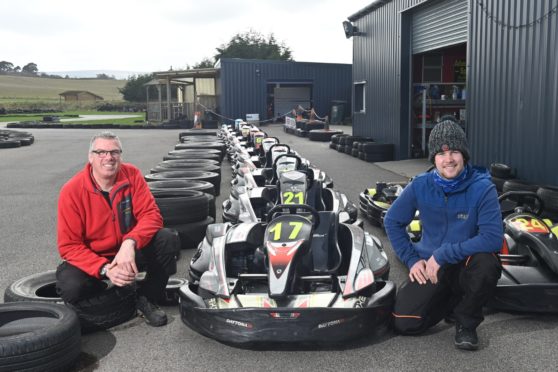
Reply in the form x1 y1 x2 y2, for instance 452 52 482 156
179 281 395 345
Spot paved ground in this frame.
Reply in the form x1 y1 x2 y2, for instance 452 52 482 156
0 124 557 371
0 114 143 127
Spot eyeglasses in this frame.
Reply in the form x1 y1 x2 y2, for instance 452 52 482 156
91 149 122 158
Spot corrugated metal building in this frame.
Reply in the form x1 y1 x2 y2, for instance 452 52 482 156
347 0 558 184
150 59 351 125
217 58 352 122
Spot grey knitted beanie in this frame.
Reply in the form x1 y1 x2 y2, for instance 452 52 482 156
428 120 470 163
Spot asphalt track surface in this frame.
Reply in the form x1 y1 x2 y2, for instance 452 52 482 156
1 125 557 371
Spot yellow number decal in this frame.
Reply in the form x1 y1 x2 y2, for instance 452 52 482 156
282 192 304 204
289 222 303 239
268 221 304 240
269 222 282 241
255 137 263 143
530 219 545 231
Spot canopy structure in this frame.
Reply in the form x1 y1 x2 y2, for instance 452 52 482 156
145 68 219 123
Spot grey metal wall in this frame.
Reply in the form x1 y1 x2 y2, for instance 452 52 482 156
349 0 427 159
468 0 558 184
218 59 352 123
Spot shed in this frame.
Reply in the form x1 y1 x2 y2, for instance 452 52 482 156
346 0 558 185
59 90 104 103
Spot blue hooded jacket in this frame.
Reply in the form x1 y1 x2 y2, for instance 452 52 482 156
383 164 503 268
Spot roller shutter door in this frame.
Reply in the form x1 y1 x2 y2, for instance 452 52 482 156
412 0 468 54
274 86 311 117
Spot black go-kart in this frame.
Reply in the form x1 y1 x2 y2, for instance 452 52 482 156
488 190 558 313
179 199 395 345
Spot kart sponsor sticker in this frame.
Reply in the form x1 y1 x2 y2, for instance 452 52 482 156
225 318 253 329
509 216 550 234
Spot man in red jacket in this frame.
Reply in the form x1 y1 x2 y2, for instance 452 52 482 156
56 131 178 327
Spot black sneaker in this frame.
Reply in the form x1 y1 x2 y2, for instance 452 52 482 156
137 296 168 327
454 324 479 350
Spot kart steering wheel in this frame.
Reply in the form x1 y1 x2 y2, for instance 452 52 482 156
266 204 320 228
498 190 544 216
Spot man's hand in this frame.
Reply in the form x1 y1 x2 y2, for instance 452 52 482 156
409 260 428 284
425 256 441 284
106 239 138 287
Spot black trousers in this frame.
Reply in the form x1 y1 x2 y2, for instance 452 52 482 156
56 228 179 304
393 252 502 334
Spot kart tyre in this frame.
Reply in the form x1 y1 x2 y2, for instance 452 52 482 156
502 179 539 193
0 139 21 148
168 217 215 250
151 190 209 225
145 170 220 195
362 152 393 162
537 185 558 213
150 163 221 175
490 163 513 179
148 180 215 196
329 142 337 149
336 144 344 152
164 153 221 162
0 302 81 372
351 148 360 157
179 130 219 138
158 159 220 167
360 143 394 156
344 145 352 154
307 129 343 142
330 134 348 144
4 270 137 334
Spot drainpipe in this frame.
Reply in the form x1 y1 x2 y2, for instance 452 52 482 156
166 76 172 121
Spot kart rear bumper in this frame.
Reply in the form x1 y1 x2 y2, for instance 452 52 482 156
179 281 395 344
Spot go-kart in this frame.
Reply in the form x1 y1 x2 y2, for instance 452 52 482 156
358 181 407 226
223 154 353 224
179 203 395 344
488 191 558 313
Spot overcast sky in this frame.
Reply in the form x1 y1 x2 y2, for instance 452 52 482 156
1 0 371 76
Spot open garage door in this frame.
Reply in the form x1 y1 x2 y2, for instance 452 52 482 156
273 86 312 117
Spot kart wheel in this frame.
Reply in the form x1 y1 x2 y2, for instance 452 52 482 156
159 277 187 306
490 163 513 179
151 190 209 225
502 179 539 193
145 170 221 195
0 302 81 372
537 185 558 213
148 179 215 196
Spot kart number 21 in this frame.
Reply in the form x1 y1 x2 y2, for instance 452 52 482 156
282 191 304 204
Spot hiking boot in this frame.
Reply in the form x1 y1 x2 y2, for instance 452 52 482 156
454 323 479 350
137 296 167 327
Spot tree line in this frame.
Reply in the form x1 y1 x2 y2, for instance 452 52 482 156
119 30 292 102
0 61 116 80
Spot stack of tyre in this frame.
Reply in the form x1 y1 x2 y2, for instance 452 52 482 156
490 163 558 220
0 129 35 148
145 129 225 250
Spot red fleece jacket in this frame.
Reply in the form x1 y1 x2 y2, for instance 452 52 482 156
57 163 162 278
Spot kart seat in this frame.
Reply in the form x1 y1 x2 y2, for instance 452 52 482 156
306 211 342 274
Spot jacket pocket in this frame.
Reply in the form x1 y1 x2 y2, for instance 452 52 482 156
118 194 136 234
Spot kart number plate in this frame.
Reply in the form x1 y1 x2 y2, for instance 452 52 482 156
509 216 549 234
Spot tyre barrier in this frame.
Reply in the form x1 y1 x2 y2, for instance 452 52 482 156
4 270 137 334
0 302 81 372
0 129 35 149
308 129 344 142
150 163 221 175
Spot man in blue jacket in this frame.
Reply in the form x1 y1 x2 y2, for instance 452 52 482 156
384 119 502 351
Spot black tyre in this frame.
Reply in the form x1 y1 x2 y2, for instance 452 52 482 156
179 130 218 138
148 179 215 195
329 142 337 149
330 134 348 144
0 139 21 148
502 179 539 193
537 185 558 213
491 176 506 193
0 302 81 372
158 159 220 167
360 142 395 155
351 148 360 157
151 163 221 175
151 189 209 224
4 270 137 334
145 170 221 195
490 163 513 179
169 216 215 249
307 129 343 142
362 152 393 162
336 144 344 152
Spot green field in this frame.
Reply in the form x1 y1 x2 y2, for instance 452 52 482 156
0 75 126 103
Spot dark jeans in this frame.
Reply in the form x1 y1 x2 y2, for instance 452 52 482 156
393 252 502 334
56 228 179 304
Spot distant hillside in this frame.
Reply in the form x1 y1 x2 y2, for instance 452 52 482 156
45 70 147 79
0 75 126 102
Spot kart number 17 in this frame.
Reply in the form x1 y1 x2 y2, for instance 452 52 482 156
268 221 304 241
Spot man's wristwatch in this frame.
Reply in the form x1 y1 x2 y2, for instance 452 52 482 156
100 264 109 278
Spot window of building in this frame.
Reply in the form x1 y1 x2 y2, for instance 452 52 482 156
422 54 442 82
354 81 366 113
